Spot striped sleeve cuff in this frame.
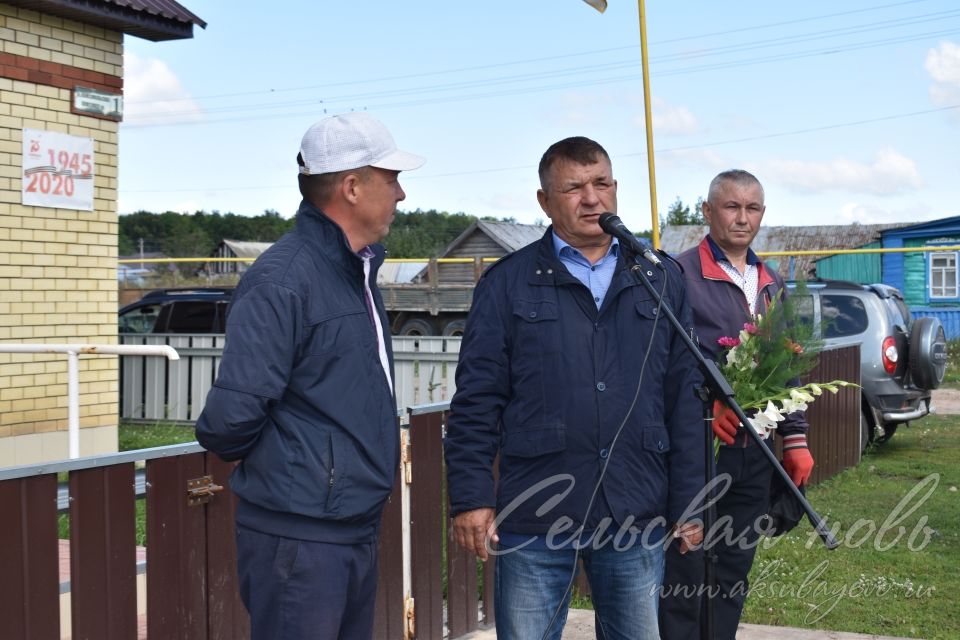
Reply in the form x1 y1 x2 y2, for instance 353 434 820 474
783 433 808 451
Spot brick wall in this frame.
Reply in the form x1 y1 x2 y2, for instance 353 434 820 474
0 3 123 466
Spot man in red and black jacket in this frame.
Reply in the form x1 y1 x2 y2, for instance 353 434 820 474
659 170 813 640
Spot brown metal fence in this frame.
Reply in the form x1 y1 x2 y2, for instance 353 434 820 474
801 345 862 483
0 431 487 640
0 447 252 640
407 407 495 640
0 472 60 639
0 345 858 639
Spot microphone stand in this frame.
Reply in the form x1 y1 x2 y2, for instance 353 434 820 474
694 385 718 640
625 254 840 551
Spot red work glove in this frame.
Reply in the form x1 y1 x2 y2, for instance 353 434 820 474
711 400 739 445
783 434 814 486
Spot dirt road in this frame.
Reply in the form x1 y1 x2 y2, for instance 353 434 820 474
932 388 960 414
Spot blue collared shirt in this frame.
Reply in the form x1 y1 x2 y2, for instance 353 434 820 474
552 233 620 309
705 234 761 267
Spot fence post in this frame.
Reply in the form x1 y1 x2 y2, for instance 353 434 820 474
146 453 208 640
408 409 445 639
69 464 138 639
0 474 60 639
373 448 405 639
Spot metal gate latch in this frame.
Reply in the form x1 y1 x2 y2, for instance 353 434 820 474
187 475 224 506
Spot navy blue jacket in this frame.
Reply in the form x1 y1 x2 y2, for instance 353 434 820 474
675 236 809 441
195 201 399 544
444 228 705 535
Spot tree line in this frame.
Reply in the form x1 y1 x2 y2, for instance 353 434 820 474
119 208 492 260
118 196 702 261
662 197 705 228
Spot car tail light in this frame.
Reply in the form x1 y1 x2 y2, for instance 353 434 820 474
882 336 898 374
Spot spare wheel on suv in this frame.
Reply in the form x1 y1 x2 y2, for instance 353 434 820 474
908 316 947 390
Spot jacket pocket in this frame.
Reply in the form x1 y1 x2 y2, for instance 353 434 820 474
324 432 338 512
323 431 354 516
635 301 661 321
287 429 351 518
513 300 560 323
604 427 670 525
508 300 562 424
643 425 670 453
502 424 566 458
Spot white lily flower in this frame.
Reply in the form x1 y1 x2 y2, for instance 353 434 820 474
763 400 786 423
747 416 771 438
779 397 805 414
746 401 782 437
809 384 823 396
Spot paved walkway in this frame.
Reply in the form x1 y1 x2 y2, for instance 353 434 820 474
458 608 920 639
59 541 148 639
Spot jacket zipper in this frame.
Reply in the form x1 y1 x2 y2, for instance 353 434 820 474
325 434 336 511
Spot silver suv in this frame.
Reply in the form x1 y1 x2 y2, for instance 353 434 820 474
790 280 947 450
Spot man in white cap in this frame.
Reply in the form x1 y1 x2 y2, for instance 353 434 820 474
196 113 424 640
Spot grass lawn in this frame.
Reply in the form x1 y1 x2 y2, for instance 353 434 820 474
122 422 197 546
740 413 959 639
118 421 197 450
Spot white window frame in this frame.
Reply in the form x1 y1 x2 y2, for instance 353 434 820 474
929 251 959 300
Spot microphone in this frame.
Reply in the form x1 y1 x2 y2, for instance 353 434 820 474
598 212 664 269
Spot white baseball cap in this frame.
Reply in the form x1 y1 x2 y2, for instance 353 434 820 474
298 113 425 175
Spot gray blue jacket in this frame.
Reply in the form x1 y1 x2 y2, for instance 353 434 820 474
196 201 399 543
444 228 705 536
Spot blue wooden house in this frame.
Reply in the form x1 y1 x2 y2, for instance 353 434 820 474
880 216 960 338
817 215 960 337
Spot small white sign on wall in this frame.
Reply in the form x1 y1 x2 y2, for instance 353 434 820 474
22 128 95 211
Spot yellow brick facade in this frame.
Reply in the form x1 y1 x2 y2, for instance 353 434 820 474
0 4 122 466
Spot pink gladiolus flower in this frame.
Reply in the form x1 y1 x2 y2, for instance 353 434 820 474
717 336 741 347
743 322 758 334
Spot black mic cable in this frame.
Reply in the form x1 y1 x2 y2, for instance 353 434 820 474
540 263 670 640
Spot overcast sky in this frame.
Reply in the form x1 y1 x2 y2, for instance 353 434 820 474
118 0 960 235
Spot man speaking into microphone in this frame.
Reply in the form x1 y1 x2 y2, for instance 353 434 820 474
444 136 705 639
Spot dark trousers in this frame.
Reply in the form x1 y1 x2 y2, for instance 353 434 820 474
659 443 773 640
236 523 379 640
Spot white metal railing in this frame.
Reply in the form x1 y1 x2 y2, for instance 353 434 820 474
118 335 459 423
0 343 179 458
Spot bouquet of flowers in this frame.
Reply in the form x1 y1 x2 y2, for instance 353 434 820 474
716 284 856 438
